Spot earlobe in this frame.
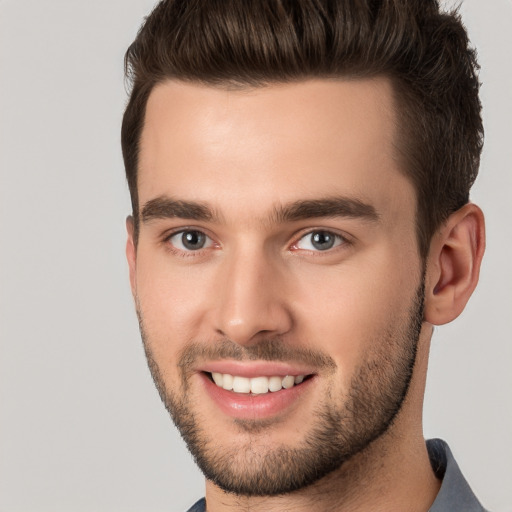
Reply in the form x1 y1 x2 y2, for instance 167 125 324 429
424 203 485 326
126 216 137 297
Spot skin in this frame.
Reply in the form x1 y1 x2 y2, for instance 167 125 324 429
126 78 485 511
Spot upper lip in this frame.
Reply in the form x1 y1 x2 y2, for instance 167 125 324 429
198 360 316 378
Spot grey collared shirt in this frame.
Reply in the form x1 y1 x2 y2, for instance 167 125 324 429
427 438 489 512
185 439 489 511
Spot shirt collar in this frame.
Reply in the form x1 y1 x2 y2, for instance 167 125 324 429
427 438 488 512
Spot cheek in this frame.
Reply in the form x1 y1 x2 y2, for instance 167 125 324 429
134 251 214 351
290 252 419 380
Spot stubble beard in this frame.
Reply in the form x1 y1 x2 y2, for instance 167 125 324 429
137 278 425 497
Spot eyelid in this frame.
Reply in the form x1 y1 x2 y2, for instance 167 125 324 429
160 226 351 255
163 227 218 254
289 228 351 253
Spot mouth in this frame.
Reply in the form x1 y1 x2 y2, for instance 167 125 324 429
205 371 312 394
198 362 318 419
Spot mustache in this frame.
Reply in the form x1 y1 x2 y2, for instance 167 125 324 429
177 338 337 374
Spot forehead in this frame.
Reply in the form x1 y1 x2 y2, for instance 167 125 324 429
138 78 414 223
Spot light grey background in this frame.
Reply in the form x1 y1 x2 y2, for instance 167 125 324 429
0 1 510 511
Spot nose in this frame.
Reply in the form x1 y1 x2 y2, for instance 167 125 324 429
212 245 293 346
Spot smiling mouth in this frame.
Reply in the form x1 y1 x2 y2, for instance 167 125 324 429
206 372 312 394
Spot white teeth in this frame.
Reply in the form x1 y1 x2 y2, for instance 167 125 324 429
222 373 234 390
212 372 223 386
210 373 306 394
232 376 251 393
268 376 283 392
250 376 269 394
282 375 295 389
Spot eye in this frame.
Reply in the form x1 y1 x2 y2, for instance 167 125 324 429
294 230 345 252
167 230 213 251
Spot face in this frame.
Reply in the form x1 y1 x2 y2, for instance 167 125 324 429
128 78 426 496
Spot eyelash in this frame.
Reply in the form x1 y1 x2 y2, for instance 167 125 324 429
163 229 217 257
163 228 351 257
290 229 350 254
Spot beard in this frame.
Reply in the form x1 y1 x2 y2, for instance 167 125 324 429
137 276 425 497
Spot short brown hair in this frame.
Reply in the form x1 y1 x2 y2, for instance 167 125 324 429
122 0 483 258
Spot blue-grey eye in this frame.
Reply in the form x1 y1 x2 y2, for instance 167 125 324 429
169 230 212 251
296 230 343 251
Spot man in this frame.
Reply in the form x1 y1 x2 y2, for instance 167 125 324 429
122 1 488 510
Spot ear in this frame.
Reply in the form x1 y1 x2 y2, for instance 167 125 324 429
424 203 485 325
126 216 137 297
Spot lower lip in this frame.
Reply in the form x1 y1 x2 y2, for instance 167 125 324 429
200 373 315 420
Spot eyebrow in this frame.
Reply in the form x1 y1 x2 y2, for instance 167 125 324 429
141 196 217 223
272 197 379 223
140 195 379 224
